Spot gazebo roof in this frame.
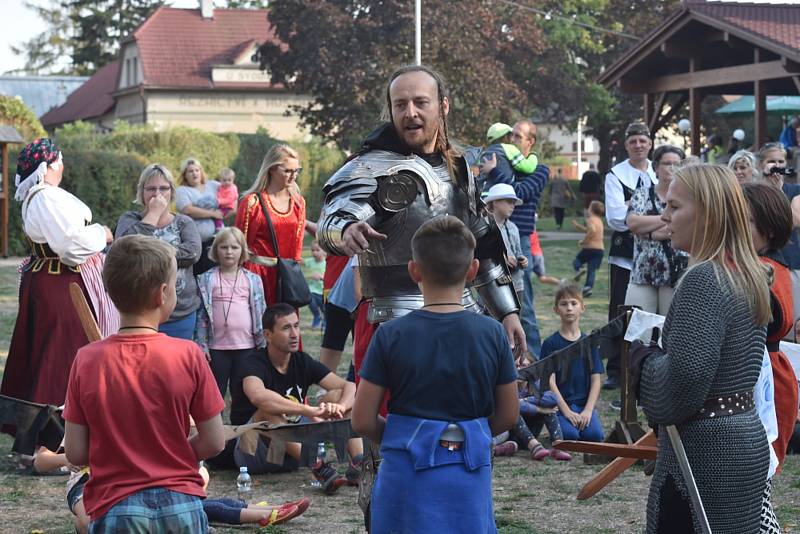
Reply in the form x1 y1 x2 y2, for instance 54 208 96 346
0 125 23 144
598 1 800 96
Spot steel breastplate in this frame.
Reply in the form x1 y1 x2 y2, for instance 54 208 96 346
356 156 476 322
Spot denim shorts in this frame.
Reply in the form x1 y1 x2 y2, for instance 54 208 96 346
88 487 207 534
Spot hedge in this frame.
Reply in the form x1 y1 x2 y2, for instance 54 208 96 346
4 125 346 256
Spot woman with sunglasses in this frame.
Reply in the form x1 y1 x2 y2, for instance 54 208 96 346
236 144 306 306
115 164 202 339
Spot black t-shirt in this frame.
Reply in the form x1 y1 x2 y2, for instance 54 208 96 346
229 350 331 425
580 170 601 193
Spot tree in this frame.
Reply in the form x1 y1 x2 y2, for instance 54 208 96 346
9 2 77 75
70 0 164 74
11 0 162 76
582 0 682 172
257 1 553 151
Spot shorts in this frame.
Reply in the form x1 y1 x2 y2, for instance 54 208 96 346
89 487 207 533
67 472 89 514
321 301 354 351
531 255 546 277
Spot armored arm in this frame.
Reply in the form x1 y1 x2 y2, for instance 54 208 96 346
468 213 521 320
317 158 378 256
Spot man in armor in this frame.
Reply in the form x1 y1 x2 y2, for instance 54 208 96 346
317 64 525 358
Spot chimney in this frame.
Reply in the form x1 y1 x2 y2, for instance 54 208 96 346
201 0 213 19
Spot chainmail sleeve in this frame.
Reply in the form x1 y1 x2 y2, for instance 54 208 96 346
639 261 727 425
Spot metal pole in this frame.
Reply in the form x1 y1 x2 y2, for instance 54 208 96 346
576 118 583 179
415 0 422 65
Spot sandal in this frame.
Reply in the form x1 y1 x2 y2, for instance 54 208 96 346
258 503 301 526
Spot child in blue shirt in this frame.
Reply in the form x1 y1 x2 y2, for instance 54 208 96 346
352 216 519 534
543 283 605 442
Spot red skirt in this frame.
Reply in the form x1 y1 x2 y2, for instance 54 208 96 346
1 266 93 426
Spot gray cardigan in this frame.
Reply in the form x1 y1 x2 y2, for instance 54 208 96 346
115 211 202 320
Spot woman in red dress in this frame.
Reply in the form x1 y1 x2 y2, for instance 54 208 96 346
236 144 305 306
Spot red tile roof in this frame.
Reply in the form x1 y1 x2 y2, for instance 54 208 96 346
131 7 279 89
40 62 119 128
688 1 800 57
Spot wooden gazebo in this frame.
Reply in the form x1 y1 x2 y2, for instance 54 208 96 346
598 0 800 154
0 125 24 257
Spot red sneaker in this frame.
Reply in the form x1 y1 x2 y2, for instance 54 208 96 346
531 445 550 461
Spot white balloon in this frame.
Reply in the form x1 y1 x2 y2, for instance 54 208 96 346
733 129 745 141
677 119 691 133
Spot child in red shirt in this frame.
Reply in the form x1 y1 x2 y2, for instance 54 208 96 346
64 234 225 533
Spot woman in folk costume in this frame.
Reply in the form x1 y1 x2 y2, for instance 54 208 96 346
235 144 306 306
1 139 118 419
741 182 799 534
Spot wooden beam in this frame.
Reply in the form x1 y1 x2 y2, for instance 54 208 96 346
755 79 767 149
620 60 800 93
653 93 688 134
552 440 658 460
577 431 657 500
793 76 800 94
690 89 701 156
643 93 654 130
1 143 7 257
648 92 668 134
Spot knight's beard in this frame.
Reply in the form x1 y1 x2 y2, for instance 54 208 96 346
397 122 441 154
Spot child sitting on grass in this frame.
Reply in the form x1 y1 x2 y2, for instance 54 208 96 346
544 283 605 443
494 364 572 462
571 200 605 298
64 234 226 532
352 216 519 534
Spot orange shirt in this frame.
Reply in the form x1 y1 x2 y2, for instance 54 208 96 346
581 216 604 250
63 334 224 519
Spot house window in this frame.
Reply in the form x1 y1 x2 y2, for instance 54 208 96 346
132 57 138 84
125 59 131 87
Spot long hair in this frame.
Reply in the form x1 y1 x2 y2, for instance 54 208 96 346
242 144 300 197
383 64 456 174
674 164 771 325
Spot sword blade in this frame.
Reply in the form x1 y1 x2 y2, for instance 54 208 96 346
665 424 713 534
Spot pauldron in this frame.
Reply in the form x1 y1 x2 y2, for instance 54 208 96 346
317 149 519 322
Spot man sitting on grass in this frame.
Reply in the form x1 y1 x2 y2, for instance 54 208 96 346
230 303 363 493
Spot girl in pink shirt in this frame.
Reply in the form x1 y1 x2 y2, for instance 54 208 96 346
196 227 267 398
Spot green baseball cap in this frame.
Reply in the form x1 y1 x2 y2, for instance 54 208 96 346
486 123 513 143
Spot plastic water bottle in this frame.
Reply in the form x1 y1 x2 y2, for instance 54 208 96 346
310 442 326 488
236 466 252 503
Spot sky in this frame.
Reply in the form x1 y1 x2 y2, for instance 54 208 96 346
0 0 790 76
0 0 199 74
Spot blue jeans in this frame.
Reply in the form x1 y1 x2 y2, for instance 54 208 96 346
573 248 604 290
159 312 197 340
519 233 542 358
557 404 604 442
309 292 324 327
89 487 207 533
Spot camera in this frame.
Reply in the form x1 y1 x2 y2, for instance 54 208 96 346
767 166 796 176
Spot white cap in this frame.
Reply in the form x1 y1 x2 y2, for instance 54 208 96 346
484 183 522 205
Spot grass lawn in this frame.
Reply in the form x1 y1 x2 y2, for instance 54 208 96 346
0 235 798 533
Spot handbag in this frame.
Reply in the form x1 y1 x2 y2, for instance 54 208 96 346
255 193 311 308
